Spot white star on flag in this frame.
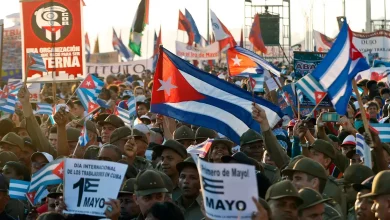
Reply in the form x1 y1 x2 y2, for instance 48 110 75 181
59 168 63 174
231 55 242 66
158 77 177 96
317 94 323 99
86 81 92 86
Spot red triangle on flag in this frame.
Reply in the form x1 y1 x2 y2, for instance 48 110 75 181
26 191 36 205
52 161 64 179
1 86 9 99
79 75 96 89
249 77 256 90
314 91 326 104
88 102 99 113
42 26 63 33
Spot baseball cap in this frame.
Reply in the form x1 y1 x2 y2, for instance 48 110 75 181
31 152 54 163
340 135 356 146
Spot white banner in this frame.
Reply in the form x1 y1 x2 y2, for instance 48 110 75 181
353 31 390 59
64 159 127 217
198 159 258 220
27 83 41 103
86 59 152 77
176 41 219 60
89 51 119 64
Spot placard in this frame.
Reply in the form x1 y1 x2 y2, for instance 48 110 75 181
198 159 258 220
176 41 219 60
1 23 23 81
293 52 327 79
86 59 152 77
64 159 127 217
27 83 41 103
265 77 281 91
89 51 119 64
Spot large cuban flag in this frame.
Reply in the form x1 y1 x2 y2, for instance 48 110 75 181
151 47 284 144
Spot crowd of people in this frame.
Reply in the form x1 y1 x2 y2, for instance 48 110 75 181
0 65 389 220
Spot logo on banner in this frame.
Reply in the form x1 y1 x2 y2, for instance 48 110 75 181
295 61 317 75
32 2 73 43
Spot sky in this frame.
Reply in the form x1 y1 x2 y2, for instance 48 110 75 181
0 0 389 59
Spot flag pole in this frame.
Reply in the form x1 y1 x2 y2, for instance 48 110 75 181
23 54 31 85
270 73 298 117
305 94 327 120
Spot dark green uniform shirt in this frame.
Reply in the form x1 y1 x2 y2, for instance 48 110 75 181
133 156 153 171
175 195 204 220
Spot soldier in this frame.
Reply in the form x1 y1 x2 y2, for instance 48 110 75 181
282 157 343 219
337 164 374 220
207 138 233 163
157 171 174 202
240 129 280 183
98 115 125 144
298 188 331 220
265 180 303 220
194 127 218 144
174 125 195 148
359 170 390 220
352 176 376 220
118 178 141 220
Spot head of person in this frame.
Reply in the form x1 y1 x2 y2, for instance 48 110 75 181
13 119 29 138
154 140 187 179
0 132 24 158
340 135 356 156
380 88 390 100
134 86 145 97
20 137 37 167
265 180 303 220
137 101 150 117
240 129 265 162
0 174 10 213
176 157 200 199
77 120 98 147
31 152 53 174
208 138 233 163
308 139 335 169
366 101 380 119
194 127 218 144
118 178 141 219
71 100 85 118
133 170 168 215
287 120 296 137
108 84 119 100
60 82 69 94
157 171 174 202
98 115 125 144
0 118 15 140
145 202 185 220
298 188 330 220
110 126 132 154
66 127 81 153
83 145 100 160
48 126 58 147
173 125 195 148
2 161 27 183
351 175 376 220
98 144 122 162
132 128 149 157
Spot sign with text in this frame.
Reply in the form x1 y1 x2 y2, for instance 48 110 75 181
198 159 258 220
293 52 326 79
27 83 41 103
86 59 152 77
354 30 390 60
88 51 119 64
21 0 86 82
176 41 219 60
64 159 127 217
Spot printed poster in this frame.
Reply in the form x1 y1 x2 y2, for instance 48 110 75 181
176 41 219 60
88 51 119 64
86 59 152 77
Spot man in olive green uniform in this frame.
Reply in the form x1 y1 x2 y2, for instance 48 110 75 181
173 125 195 148
298 188 331 220
240 129 280 184
118 178 141 219
337 164 374 220
195 127 217 144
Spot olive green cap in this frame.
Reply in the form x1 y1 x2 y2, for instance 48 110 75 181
109 126 132 144
66 127 81 142
77 119 97 134
337 164 374 185
195 127 217 140
298 188 331 211
174 125 195 141
265 180 303 205
158 171 174 193
285 155 305 170
282 157 328 180
153 140 187 159
132 129 148 143
134 170 168 196
361 170 390 198
13 119 27 133
0 132 24 149
176 157 197 173
98 115 125 128
0 151 18 168
119 178 136 196
240 129 263 146
309 139 335 159
47 184 63 199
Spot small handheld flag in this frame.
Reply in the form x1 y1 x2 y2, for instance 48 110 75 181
36 103 53 115
79 119 89 147
9 179 29 200
29 53 48 72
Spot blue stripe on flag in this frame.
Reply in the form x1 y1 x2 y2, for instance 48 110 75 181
252 74 264 92
127 97 136 117
371 123 390 143
29 53 48 72
0 95 17 114
356 134 372 168
117 106 131 125
295 74 326 104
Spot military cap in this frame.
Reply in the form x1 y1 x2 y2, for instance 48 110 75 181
47 184 63 198
212 138 234 148
338 164 374 185
132 128 148 143
0 132 24 149
119 178 136 196
353 175 375 192
298 188 331 211
0 118 15 137
265 180 303 205
285 155 305 170
308 139 335 159
98 115 125 128
221 152 258 167
158 171 174 193
109 126 132 144
134 170 168 196
360 171 390 198
13 119 27 133
240 129 263 146
174 125 195 141
77 119 98 134
0 152 18 169
176 157 197 173
83 145 100 160
66 127 81 142
195 127 217 140
153 140 187 159
282 157 328 180
23 137 36 151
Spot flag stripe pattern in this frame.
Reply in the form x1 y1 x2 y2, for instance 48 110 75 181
0 95 17 114
29 159 63 192
113 28 132 61
29 53 48 72
9 179 29 200
117 106 131 126
296 88 304 104
252 74 264 92
356 134 372 168
76 75 104 110
127 96 136 117
295 74 326 105
36 103 53 115
79 119 89 147
8 79 22 95
370 123 390 143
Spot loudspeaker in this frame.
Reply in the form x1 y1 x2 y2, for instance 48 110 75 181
259 13 280 46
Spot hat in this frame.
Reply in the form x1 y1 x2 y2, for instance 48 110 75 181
327 134 340 144
77 119 97 134
288 119 296 128
13 119 27 133
282 157 328 180
31 152 54 163
66 127 81 142
211 138 234 149
361 170 390 198
0 174 8 192
353 176 375 192
176 157 197 173
0 132 24 149
133 128 148 143
153 140 187 159
47 184 63 198
265 180 303 204
98 115 125 128
221 152 258 167
298 188 331 211
195 127 217 140
340 135 356 146
109 126 132 144
134 123 150 135
0 118 15 137
240 129 263 146
284 155 306 171
23 137 36 151
158 171 174 193
173 125 195 141
309 139 335 159
83 145 100 160
0 151 18 168
134 170 168 196
119 178 136 196
338 164 374 185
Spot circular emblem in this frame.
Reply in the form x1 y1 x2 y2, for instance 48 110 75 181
32 2 73 43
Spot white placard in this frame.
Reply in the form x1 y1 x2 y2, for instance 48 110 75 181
176 41 219 60
86 59 152 77
64 158 128 217
265 77 281 91
198 159 258 220
27 83 41 103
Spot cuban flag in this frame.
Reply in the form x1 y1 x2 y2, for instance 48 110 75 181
116 106 131 126
356 133 372 168
151 47 283 144
310 21 370 115
187 139 213 158
76 75 104 110
0 94 17 114
0 86 9 99
296 88 304 104
9 179 29 200
127 96 136 117
87 101 100 113
185 9 201 44
85 33 91 62
295 74 327 105
36 103 53 115
210 10 237 52
8 79 23 95
28 53 47 72
251 74 264 92
370 123 390 143
113 28 133 61
79 119 89 147
96 98 110 109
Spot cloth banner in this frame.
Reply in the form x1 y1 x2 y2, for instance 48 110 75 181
293 52 327 79
176 41 219 60
353 30 390 60
1 23 23 81
86 59 152 77
88 51 119 64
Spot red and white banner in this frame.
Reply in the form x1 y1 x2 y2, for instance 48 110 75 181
21 0 85 82
176 41 219 60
